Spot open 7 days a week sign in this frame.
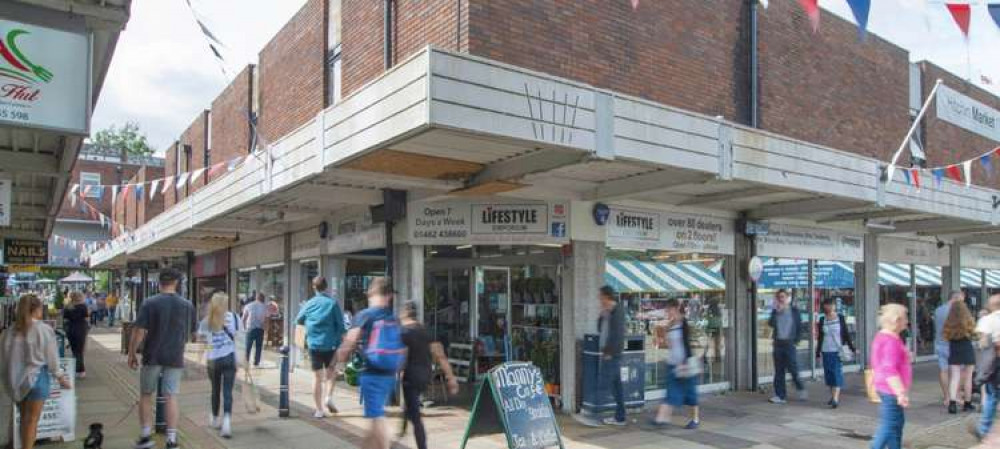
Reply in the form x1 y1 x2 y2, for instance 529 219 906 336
461 362 564 449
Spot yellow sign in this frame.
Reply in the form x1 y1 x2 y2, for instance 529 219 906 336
8 264 40 273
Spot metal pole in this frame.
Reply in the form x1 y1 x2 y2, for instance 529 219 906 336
886 79 943 183
749 0 759 128
279 346 290 418
154 374 166 433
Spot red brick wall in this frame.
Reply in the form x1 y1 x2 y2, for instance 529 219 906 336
757 0 910 160
210 65 254 183
137 166 165 226
921 61 1000 189
258 0 327 143
177 111 209 198
164 143 179 210
58 159 139 221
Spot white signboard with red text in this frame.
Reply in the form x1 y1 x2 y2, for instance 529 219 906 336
605 206 735 255
0 20 91 134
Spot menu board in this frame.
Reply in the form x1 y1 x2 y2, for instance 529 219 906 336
461 362 564 449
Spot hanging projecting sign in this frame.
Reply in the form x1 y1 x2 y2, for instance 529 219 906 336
936 85 1000 143
0 20 91 134
755 224 863 262
0 176 10 227
3 238 48 264
606 207 735 255
408 200 569 245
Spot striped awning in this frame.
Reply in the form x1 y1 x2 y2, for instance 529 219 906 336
879 265 994 288
604 259 725 293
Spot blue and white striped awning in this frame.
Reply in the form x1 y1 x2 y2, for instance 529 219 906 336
604 259 725 293
879 265 998 288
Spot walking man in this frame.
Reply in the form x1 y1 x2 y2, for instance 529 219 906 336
296 276 346 418
976 294 1000 441
127 268 197 449
337 277 404 449
598 285 627 426
768 289 806 404
936 291 965 404
242 292 270 368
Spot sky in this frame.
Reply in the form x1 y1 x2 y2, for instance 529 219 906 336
90 0 1000 154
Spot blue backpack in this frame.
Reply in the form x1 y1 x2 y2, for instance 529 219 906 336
364 317 406 372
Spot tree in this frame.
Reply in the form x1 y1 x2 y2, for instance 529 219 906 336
92 121 153 156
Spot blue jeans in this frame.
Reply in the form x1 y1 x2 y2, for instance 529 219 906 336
207 353 236 415
773 341 803 400
246 328 265 366
600 356 626 423
980 384 998 437
871 393 905 449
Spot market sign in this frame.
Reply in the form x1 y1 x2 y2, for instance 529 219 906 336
408 200 569 245
756 224 863 263
3 238 48 264
936 84 1000 143
606 207 735 255
0 19 91 134
0 176 10 226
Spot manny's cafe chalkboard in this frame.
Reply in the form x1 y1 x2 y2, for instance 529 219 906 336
460 362 564 449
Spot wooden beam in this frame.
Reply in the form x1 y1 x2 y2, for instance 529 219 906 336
327 169 464 191
468 150 587 186
585 170 711 201
341 149 482 181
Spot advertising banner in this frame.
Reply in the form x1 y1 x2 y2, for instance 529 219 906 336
408 200 569 245
936 84 1000 143
606 207 735 254
0 20 91 134
756 224 863 262
3 238 48 264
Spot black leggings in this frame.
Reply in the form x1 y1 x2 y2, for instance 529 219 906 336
67 330 87 373
208 353 237 416
401 380 428 449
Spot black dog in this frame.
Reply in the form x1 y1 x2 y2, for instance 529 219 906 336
83 423 103 449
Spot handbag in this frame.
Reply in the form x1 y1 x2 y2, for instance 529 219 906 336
864 369 881 403
828 315 854 363
674 356 703 379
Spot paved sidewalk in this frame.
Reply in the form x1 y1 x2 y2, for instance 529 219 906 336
7 326 990 449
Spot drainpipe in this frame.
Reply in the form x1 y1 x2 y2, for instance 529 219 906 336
384 0 393 70
749 0 759 128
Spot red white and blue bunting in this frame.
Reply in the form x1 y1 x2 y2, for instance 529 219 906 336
895 146 1000 190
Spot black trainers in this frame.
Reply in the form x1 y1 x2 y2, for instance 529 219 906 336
166 440 179 449
133 436 154 449
948 401 958 414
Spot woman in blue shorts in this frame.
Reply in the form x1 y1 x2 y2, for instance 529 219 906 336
816 297 855 409
651 298 700 429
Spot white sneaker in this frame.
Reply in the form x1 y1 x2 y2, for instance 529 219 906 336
209 415 221 429
325 397 338 414
768 396 787 404
313 410 327 419
601 417 626 426
220 414 232 439
797 390 809 401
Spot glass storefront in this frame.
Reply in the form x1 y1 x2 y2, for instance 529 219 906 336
914 265 942 357
298 260 319 303
605 250 729 390
343 258 385 315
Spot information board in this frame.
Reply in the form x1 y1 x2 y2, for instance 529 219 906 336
461 362 563 449
13 358 76 448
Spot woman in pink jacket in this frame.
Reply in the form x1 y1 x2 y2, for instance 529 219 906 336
870 303 912 449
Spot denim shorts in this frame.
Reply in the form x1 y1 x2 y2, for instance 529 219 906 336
360 373 396 418
664 365 699 407
821 352 844 387
24 365 51 401
140 365 184 396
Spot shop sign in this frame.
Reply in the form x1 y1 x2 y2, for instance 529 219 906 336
328 225 385 254
606 207 734 255
0 176 10 227
8 264 40 273
878 238 948 266
14 358 76 447
3 238 48 264
755 224 863 262
0 20 91 135
936 85 1000 143
963 246 1000 270
408 200 569 245
193 250 228 278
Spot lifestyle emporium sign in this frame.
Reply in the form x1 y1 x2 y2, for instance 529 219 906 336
408 200 570 245
606 207 735 254
0 19 91 134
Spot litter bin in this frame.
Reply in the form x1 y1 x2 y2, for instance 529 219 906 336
581 334 645 417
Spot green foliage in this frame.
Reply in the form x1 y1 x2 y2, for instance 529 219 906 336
95 271 110 293
92 121 153 156
54 288 64 310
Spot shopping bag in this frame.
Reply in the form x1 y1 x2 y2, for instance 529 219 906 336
243 367 261 414
294 324 307 349
864 369 881 403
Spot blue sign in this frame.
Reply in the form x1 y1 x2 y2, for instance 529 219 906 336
757 262 855 289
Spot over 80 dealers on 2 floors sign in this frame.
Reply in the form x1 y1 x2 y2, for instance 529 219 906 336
0 19 91 134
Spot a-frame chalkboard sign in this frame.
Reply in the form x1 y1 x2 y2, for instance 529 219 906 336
460 362 565 449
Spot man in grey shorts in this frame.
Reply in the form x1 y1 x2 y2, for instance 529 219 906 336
935 291 965 404
127 268 197 449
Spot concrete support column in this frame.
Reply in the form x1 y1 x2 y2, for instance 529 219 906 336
390 244 424 317
732 232 755 391
562 240 605 412
282 234 293 368
323 256 347 306
859 233 880 367
947 244 962 297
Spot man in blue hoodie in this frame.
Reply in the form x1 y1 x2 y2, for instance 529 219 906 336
296 276 346 418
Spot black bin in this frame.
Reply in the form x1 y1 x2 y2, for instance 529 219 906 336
581 334 645 417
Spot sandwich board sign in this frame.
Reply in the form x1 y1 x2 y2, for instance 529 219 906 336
460 362 564 449
13 358 76 448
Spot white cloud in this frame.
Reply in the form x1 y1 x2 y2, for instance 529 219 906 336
91 0 307 153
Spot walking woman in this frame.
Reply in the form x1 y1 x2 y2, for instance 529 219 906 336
62 290 90 378
398 301 459 449
943 300 977 414
816 297 856 409
197 291 239 438
870 304 912 449
651 298 701 429
0 294 72 449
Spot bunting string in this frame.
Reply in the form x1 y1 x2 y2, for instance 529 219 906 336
894 146 1000 189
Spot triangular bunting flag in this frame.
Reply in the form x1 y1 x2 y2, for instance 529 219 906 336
990 4 1000 30
799 0 820 33
963 160 973 187
122 184 132 198
111 185 119 205
70 184 79 196
946 164 964 183
190 167 206 185
932 168 945 187
208 161 226 178
846 0 871 40
135 184 145 200
70 193 77 208
760 0 769 7
946 3 972 38
100 215 106 227
902 169 912 185
912 169 921 190
82 185 92 197
150 179 161 200
176 172 190 188
227 158 240 172
162 176 174 194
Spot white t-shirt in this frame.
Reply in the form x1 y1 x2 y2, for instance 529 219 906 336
976 311 1000 344
821 315 843 353
667 323 686 366
198 312 239 361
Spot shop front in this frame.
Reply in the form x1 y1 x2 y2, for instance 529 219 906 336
323 209 387 316
408 198 570 403
876 238 948 360
602 205 736 396
230 236 287 349
192 250 229 317
754 224 864 384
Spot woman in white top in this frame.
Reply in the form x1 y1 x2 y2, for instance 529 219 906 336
0 294 72 449
198 291 239 438
816 297 856 409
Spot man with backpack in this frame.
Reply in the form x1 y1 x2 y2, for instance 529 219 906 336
975 294 1000 441
296 276 346 418
337 277 405 449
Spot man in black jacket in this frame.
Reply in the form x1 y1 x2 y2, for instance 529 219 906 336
768 289 806 404
598 285 626 426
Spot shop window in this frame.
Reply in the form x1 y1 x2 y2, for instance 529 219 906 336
81 172 101 198
914 265 943 357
